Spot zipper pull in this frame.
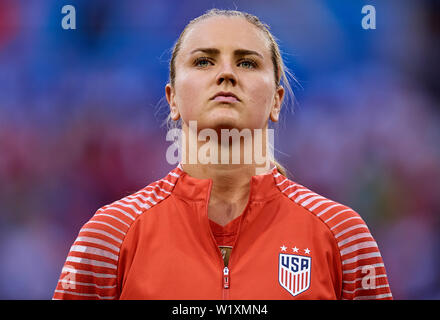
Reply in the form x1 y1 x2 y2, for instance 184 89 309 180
223 267 230 289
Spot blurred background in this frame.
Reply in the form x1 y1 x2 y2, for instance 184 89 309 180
0 0 439 299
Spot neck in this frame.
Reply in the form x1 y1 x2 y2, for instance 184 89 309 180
179 123 274 225
182 163 255 226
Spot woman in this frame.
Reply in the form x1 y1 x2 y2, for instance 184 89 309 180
53 9 392 300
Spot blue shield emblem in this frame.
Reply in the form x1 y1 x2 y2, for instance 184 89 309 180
279 253 311 296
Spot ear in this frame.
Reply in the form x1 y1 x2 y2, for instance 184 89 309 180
165 83 181 121
270 85 285 122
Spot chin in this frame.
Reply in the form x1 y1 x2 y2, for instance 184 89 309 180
196 110 234 127
205 116 242 131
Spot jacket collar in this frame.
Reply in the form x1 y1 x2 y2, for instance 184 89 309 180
171 163 282 202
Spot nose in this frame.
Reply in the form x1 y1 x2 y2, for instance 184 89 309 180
216 62 237 86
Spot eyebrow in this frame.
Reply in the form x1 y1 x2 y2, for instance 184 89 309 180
189 47 264 59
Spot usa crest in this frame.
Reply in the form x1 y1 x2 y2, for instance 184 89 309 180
278 253 311 296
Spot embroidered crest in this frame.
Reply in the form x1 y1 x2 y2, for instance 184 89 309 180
278 253 311 296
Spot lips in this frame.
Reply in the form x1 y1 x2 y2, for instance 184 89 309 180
213 96 239 103
211 91 240 103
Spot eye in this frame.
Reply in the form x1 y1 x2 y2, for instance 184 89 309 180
194 57 213 68
238 59 257 69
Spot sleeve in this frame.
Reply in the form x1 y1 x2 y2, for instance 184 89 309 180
331 209 393 300
52 208 130 300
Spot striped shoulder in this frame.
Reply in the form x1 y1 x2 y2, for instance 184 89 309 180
53 165 183 300
272 170 392 300
98 165 182 217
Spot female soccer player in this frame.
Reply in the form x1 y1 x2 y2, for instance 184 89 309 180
53 9 392 300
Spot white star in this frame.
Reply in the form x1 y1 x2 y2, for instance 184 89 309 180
304 248 311 254
280 245 287 252
292 246 299 253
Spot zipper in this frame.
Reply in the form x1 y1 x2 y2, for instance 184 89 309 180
204 180 231 299
204 179 250 300
223 266 230 299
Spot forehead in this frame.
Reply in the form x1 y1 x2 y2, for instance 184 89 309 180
178 16 271 59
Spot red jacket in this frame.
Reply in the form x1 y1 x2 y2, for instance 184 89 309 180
53 164 392 300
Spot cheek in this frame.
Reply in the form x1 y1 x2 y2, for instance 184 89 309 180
174 71 206 121
246 77 275 123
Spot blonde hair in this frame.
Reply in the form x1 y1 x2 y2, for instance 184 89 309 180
165 8 296 177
